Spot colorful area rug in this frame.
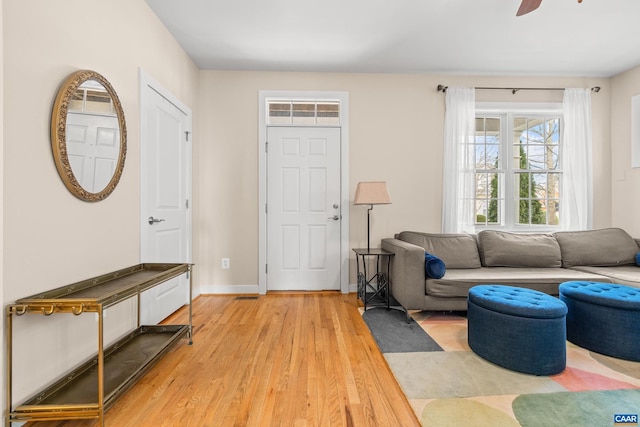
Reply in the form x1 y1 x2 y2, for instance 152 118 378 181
361 308 640 427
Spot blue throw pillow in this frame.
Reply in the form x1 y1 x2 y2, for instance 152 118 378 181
425 253 446 279
636 252 640 266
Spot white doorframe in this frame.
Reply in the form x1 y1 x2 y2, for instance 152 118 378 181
258 90 349 294
139 68 193 264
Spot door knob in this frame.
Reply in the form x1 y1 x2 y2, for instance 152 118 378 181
148 216 166 225
328 215 340 221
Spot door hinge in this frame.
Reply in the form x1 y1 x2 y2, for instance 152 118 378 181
186 199 189 209
185 131 191 142
265 141 268 153
186 271 190 279
265 203 268 213
265 264 268 274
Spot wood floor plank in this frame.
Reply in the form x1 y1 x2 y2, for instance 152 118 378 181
23 293 420 427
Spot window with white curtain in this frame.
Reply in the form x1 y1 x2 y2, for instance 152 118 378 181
474 105 562 230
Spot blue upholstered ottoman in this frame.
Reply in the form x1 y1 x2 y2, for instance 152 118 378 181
468 285 568 375
559 281 640 361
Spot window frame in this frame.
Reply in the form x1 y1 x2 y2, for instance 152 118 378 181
474 102 563 233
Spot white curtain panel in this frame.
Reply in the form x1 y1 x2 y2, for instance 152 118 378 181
561 88 593 231
442 87 476 233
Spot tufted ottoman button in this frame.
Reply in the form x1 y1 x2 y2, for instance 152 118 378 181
468 284 567 376
559 281 640 361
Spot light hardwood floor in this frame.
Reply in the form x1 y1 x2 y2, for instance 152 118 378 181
27 293 420 427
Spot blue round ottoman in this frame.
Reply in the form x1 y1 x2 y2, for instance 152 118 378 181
468 285 567 375
559 281 640 361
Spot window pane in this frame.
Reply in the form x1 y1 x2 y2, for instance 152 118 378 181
548 173 560 198
475 145 487 168
532 173 546 199
476 118 500 163
528 145 544 170
292 102 315 124
476 173 488 198
317 102 340 125
485 118 500 140
546 145 559 169
516 199 526 224
514 172 531 198
547 199 560 225
545 119 560 170
486 144 499 169
269 102 291 124
545 118 560 142
512 143 523 169
531 199 546 224
514 117 527 133
475 200 488 224
488 201 499 224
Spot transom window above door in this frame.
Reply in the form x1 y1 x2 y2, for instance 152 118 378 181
267 100 340 126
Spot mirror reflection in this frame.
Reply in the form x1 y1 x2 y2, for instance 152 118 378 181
66 80 121 193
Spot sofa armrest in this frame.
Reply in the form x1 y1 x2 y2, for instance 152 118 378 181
381 238 425 309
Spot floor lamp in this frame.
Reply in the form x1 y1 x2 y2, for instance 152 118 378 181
354 182 392 250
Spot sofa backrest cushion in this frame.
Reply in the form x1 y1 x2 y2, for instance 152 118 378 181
397 231 481 269
555 228 639 267
477 230 562 268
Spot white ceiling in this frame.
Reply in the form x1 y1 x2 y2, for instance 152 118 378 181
146 0 640 77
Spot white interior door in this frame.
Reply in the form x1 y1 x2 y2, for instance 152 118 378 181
267 126 341 291
140 76 192 324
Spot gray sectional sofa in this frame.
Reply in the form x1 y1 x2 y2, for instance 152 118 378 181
381 227 640 312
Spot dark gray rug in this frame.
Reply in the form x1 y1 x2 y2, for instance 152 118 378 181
362 308 443 353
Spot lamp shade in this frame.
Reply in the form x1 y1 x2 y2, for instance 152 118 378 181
353 182 391 205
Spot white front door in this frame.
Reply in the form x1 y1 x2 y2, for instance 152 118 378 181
140 75 192 324
267 126 341 291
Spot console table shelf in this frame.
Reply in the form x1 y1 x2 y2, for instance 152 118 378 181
5 263 193 427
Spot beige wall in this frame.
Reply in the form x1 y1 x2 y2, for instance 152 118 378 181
195 71 611 290
611 64 640 236
1 0 5 413
3 0 199 403
4 0 198 301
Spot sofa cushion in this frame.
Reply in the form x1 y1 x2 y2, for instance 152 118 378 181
555 228 638 267
567 266 640 289
424 267 613 298
397 231 481 269
478 230 561 268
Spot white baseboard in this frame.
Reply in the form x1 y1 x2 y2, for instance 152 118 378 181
199 284 260 295
200 284 357 295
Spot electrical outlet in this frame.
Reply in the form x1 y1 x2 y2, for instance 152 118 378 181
222 258 230 269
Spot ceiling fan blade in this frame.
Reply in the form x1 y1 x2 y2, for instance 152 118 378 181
517 0 543 16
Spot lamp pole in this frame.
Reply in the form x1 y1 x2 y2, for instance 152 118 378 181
367 205 373 251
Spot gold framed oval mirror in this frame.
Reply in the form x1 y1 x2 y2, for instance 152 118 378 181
51 70 127 202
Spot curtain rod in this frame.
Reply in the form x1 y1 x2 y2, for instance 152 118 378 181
436 84 601 94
